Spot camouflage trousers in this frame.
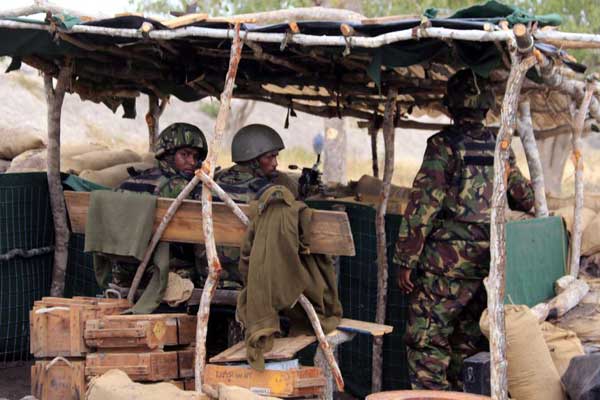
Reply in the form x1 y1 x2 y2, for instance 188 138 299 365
404 270 488 391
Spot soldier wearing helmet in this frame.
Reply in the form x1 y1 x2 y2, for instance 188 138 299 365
120 122 208 199
115 122 208 288
393 69 534 390
215 123 298 203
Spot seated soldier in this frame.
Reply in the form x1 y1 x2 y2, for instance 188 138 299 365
114 122 208 290
215 123 298 202
211 124 299 286
120 122 207 199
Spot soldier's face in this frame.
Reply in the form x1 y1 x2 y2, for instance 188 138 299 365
258 151 279 177
174 147 201 175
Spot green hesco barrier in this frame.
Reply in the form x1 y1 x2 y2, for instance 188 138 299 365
0 173 54 365
307 201 410 397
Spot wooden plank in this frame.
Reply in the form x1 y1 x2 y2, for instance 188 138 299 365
163 13 208 29
337 318 393 337
31 359 86 400
209 335 316 363
187 288 239 306
64 191 355 256
177 347 195 378
204 365 325 398
86 351 179 381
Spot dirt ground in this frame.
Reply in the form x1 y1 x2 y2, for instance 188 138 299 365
0 362 32 400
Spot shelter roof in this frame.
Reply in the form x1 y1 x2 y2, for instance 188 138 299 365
0 1 589 135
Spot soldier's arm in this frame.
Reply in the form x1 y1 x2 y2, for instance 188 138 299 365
506 151 535 212
393 134 452 271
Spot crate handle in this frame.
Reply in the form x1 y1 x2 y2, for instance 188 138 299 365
46 356 73 371
35 306 70 314
104 288 122 299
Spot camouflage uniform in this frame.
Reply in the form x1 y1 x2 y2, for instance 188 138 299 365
114 123 208 287
393 70 535 390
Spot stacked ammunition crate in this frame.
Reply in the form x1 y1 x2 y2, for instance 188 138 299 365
29 297 197 399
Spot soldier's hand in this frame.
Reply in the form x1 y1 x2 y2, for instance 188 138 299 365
398 268 414 294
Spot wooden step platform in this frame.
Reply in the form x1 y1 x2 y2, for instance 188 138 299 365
64 191 355 256
210 335 316 363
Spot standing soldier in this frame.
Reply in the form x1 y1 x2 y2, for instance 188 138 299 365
394 69 534 390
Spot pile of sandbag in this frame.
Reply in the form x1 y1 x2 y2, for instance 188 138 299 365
0 132 45 172
86 369 281 400
480 305 567 400
329 175 411 215
5 141 156 188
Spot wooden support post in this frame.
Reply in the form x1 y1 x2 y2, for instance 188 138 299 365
146 95 168 152
570 84 595 277
195 24 243 391
45 68 72 297
368 123 379 178
517 100 549 217
487 26 537 399
372 87 397 393
147 94 159 152
298 295 344 392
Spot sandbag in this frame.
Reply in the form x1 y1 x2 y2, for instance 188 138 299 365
354 175 411 215
562 354 600 400
0 133 44 160
72 149 141 172
86 369 207 400
541 322 585 377
557 303 600 344
140 152 157 165
62 142 109 158
548 193 600 213
6 148 82 173
0 159 10 173
553 206 597 234
163 272 194 307
506 210 533 221
480 305 565 400
79 162 155 188
582 212 600 256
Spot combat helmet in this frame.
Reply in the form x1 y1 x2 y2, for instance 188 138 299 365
445 69 495 111
231 124 285 163
155 122 208 160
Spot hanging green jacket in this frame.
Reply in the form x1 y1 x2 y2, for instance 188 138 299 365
236 185 342 370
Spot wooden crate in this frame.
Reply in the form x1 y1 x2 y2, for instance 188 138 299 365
84 314 196 350
169 378 195 391
178 347 195 378
30 297 129 357
86 351 179 381
31 358 86 400
203 364 325 398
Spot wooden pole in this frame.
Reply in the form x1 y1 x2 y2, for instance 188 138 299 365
570 83 595 278
368 123 379 178
517 100 549 217
487 23 537 398
372 87 397 393
195 24 243 391
45 67 71 297
0 19 516 48
146 94 159 153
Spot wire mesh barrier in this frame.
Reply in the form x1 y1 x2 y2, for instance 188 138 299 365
307 201 411 397
64 233 103 298
0 173 54 366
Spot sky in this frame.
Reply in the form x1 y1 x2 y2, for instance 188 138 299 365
1 1 131 16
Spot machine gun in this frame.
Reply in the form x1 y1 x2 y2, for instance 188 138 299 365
289 133 325 200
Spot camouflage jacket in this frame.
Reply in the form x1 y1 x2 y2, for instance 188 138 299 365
393 123 534 279
119 159 202 200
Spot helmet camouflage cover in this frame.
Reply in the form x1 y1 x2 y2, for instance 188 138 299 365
445 69 496 111
155 122 208 160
